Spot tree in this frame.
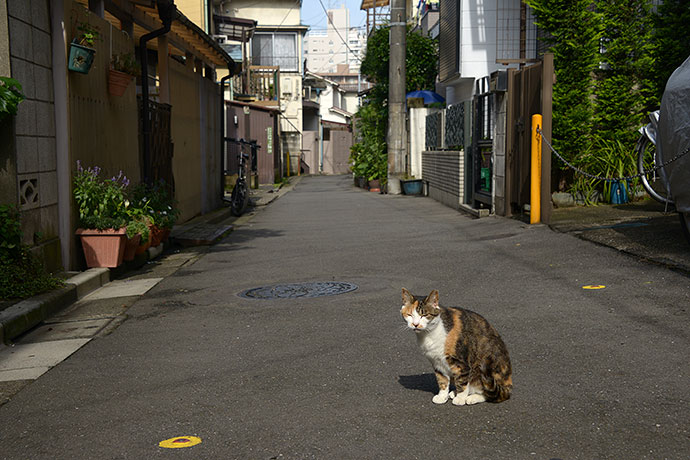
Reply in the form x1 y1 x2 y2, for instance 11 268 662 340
593 0 656 148
526 0 601 167
351 26 438 182
652 0 690 99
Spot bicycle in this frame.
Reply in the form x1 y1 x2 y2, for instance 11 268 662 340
636 110 690 243
225 138 252 216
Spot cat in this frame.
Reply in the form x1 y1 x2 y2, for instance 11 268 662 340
400 288 512 405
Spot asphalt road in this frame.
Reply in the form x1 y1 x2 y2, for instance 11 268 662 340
1 175 689 459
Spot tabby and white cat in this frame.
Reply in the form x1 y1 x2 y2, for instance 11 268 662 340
400 288 512 405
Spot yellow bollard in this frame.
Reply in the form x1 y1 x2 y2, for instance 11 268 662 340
530 114 542 224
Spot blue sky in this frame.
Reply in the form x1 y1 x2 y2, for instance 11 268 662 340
300 0 368 32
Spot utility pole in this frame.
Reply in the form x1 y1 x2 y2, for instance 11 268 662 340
387 0 406 194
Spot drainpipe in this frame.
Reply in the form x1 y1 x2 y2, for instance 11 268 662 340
220 71 233 202
319 115 324 173
140 0 175 183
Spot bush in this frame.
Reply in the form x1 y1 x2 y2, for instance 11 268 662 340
0 205 63 301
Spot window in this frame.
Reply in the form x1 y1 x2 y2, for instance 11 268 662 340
252 32 298 71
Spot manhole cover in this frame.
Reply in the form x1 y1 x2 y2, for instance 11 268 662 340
240 282 358 299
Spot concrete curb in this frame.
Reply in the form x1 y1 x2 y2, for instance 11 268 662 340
0 242 169 345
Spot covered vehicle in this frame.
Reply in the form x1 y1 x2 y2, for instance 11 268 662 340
658 55 690 242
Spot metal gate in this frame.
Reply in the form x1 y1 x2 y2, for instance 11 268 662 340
472 77 493 208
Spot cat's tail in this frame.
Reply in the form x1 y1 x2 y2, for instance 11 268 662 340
482 368 513 403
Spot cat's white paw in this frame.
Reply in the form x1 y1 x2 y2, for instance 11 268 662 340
465 393 486 405
451 393 467 406
448 390 456 399
432 389 450 404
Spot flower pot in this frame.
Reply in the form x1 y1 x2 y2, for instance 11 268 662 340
401 179 423 196
108 69 133 96
160 228 171 243
123 233 141 261
76 228 127 268
68 42 96 74
368 179 381 193
149 225 163 247
135 238 151 255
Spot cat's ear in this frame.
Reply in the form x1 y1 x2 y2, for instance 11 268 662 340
401 287 414 305
425 290 440 311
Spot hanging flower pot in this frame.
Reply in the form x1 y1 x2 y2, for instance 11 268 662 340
108 69 133 96
76 228 127 268
68 42 96 74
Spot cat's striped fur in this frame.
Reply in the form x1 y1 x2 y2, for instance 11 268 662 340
401 288 512 405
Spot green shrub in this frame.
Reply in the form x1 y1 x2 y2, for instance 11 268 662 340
0 205 63 301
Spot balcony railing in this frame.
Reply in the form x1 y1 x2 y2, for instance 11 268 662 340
231 65 281 103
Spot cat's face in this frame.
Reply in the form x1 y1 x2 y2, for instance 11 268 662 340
400 288 441 332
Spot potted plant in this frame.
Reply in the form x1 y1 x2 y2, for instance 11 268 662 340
131 180 179 247
108 52 139 97
68 22 100 74
400 174 423 195
73 162 130 267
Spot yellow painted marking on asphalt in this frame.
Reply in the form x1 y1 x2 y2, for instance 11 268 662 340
582 285 606 290
159 436 202 449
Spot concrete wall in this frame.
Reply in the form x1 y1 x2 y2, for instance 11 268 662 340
220 0 301 25
5 0 65 271
170 58 202 222
409 107 431 179
422 150 464 210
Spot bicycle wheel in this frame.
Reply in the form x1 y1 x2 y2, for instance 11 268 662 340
230 180 249 216
636 134 673 205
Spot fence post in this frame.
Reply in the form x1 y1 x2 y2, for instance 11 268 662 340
531 114 542 224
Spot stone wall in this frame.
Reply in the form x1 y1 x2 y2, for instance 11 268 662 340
6 0 61 272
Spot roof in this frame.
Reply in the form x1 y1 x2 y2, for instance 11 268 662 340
81 0 234 69
360 0 390 10
213 15 256 42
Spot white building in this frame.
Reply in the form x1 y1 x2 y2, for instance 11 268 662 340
304 5 366 74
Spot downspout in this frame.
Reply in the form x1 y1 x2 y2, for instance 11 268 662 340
220 71 233 202
319 115 324 173
140 0 175 183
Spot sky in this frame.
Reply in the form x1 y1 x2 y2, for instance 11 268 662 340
300 0 368 33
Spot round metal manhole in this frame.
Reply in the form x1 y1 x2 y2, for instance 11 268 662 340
240 282 358 300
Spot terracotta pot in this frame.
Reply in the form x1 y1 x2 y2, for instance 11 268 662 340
76 228 127 268
135 238 151 255
368 179 381 193
123 233 141 261
160 228 171 243
108 69 133 96
149 225 163 247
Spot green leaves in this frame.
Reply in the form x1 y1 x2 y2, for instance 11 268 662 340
0 77 25 122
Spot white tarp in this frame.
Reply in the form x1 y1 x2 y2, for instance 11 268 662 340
659 55 690 213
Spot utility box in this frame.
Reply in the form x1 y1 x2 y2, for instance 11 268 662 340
490 70 508 92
